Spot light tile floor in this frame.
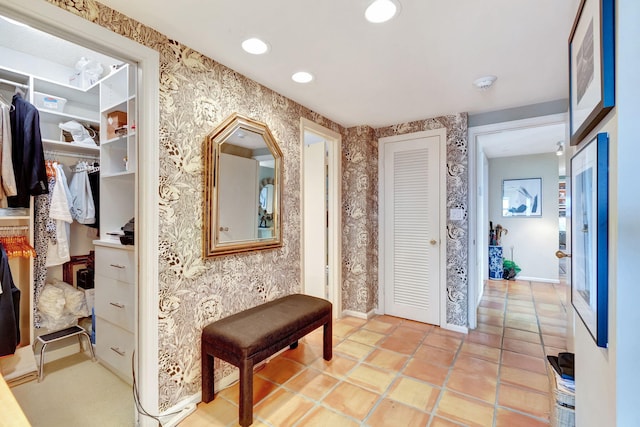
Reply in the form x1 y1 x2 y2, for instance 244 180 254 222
183 279 568 426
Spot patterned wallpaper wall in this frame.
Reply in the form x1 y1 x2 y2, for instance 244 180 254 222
47 0 469 410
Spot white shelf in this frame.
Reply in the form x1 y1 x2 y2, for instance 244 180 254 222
102 170 135 179
42 139 100 155
38 108 99 125
102 132 136 146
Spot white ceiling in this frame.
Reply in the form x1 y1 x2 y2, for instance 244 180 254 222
93 0 579 129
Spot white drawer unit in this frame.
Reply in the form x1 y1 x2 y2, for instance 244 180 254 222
95 318 134 383
94 242 135 384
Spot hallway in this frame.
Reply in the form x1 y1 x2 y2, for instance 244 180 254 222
184 279 568 426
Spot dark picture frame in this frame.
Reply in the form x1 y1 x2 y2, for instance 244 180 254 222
63 251 94 288
502 178 542 217
571 132 609 348
568 0 615 146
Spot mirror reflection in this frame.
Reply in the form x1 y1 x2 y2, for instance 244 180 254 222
204 114 282 257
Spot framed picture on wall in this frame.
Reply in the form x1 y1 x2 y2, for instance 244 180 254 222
571 132 609 348
502 178 542 217
568 0 615 146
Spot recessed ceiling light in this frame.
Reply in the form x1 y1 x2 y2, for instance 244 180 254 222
473 75 497 90
292 71 314 83
365 0 400 23
241 37 269 55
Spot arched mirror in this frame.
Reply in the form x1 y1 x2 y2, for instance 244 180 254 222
204 113 283 256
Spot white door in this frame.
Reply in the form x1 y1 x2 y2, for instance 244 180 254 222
303 141 327 299
383 133 442 324
218 153 258 242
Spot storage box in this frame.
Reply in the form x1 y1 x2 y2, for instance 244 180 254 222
106 110 127 139
34 92 67 112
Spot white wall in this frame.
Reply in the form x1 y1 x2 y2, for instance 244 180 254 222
575 1 640 426
488 153 559 282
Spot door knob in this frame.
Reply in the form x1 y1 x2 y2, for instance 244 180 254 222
430 239 437 245
555 250 571 259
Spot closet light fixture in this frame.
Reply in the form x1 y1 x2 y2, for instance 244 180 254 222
292 71 314 84
365 0 400 23
241 37 270 55
473 75 497 90
556 141 564 156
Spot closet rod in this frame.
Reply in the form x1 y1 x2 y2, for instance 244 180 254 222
45 150 99 161
0 78 29 89
0 225 29 232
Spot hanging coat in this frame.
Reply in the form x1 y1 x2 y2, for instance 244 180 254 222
8 93 48 208
0 244 20 357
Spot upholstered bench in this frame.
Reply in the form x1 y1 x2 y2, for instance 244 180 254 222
201 294 332 426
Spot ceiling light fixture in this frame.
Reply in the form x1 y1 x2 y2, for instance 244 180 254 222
241 37 270 55
556 141 564 156
365 0 400 23
473 75 497 90
292 71 314 83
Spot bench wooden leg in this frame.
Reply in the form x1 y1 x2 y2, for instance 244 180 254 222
202 350 215 403
289 341 298 349
323 320 332 361
239 357 254 427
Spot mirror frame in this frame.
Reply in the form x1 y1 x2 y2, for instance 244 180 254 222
203 113 283 257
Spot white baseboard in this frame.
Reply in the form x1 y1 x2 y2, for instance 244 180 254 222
157 395 199 427
443 323 468 334
341 309 376 320
517 276 560 284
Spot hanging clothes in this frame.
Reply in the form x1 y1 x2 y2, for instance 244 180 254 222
8 93 48 208
46 163 72 267
0 244 20 357
0 104 17 207
87 166 100 230
69 164 95 225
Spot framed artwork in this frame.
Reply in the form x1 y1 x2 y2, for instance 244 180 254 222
571 132 609 348
568 0 615 146
502 178 542 217
63 251 94 288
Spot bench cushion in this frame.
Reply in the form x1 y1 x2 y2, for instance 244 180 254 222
202 294 331 358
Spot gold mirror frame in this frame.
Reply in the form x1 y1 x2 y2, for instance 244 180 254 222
204 113 283 257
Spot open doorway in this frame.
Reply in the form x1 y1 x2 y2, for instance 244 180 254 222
300 118 342 318
468 113 567 328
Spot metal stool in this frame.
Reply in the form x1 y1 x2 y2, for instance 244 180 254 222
33 325 96 382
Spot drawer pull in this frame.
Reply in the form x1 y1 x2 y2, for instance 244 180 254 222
110 264 126 269
110 347 126 357
109 302 125 309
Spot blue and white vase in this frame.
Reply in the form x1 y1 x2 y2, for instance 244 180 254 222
489 245 503 280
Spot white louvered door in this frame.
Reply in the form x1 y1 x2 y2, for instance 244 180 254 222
383 134 441 324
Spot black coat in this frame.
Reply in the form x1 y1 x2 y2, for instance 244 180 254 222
0 245 20 357
8 93 48 208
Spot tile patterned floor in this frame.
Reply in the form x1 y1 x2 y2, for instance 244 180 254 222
183 279 568 427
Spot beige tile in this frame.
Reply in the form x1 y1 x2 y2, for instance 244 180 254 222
375 315 404 326
501 350 547 374
322 382 379 420
333 321 360 338
453 355 499 377
387 377 440 411
379 335 421 355
479 299 505 310
363 319 397 334
348 329 386 346
500 365 549 394
542 334 567 349
254 389 315 427
506 312 538 323
446 369 497 404
299 406 359 427
498 383 550 420
504 327 541 344
346 364 396 394
413 344 457 367
311 354 358 379
474 323 504 336
400 319 435 333
423 333 462 352
436 390 495 427
282 341 323 365
365 348 409 371
334 339 374 360
477 313 504 327
180 398 238 427
430 416 468 427
478 306 504 317
540 324 567 337
467 330 502 348
367 398 430 427
284 368 339 400
256 357 305 385
495 408 550 427
505 319 540 333
403 358 449 387
459 341 501 364
502 337 545 358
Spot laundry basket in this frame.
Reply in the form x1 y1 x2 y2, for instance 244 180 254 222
547 361 575 427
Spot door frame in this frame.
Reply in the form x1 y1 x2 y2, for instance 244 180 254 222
1 1 161 425
467 112 567 329
300 118 342 318
377 129 447 327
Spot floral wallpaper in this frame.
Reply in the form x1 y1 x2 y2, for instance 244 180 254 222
46 0 468 410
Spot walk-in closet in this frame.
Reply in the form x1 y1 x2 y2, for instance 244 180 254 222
0 12 137 425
